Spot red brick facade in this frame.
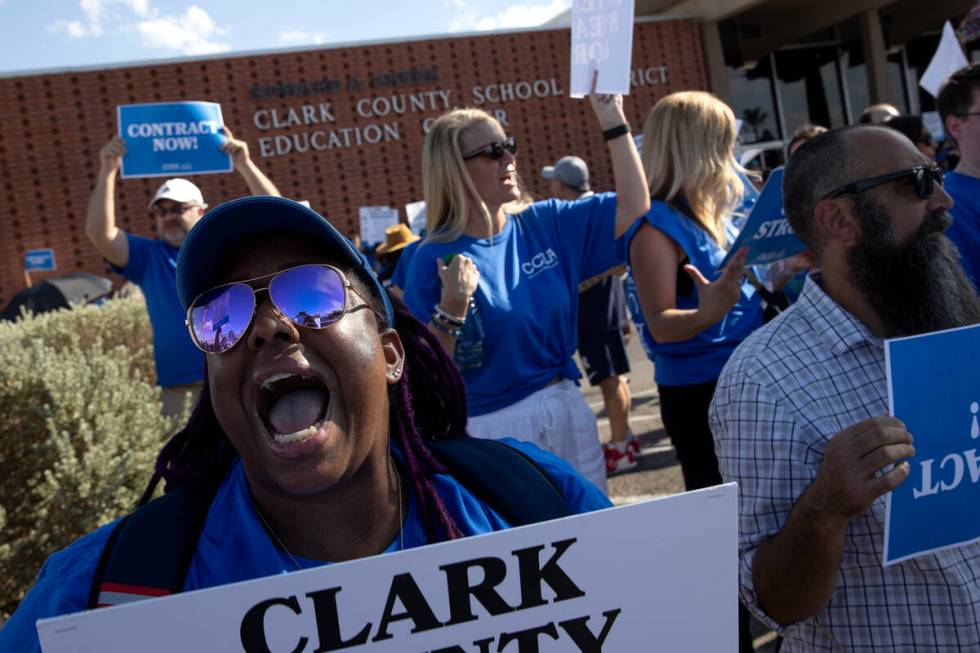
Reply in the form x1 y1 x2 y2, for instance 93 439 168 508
0 19 706 305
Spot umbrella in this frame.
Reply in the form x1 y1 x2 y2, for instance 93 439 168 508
0 272 113 321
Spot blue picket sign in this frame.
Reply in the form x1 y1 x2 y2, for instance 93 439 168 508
883 323 980 565
24 248 56 272
117 101 231 178
718 167 807 269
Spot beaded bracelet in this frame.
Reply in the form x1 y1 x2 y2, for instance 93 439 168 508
430 316 462 338
434 304 466 327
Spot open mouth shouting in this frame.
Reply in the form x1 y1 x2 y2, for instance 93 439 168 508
253 365 336 456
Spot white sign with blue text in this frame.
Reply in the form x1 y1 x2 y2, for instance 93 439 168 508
117 101 231 179
24 248 56 272
719 167 806 269
883 323 980 565
38 485 737 653
569 0 635 97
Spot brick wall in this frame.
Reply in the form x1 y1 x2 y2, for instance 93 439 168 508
0 19 706 306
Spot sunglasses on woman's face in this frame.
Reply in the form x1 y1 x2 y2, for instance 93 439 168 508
185 264 372 354
462 136 517 161
823 165 944 201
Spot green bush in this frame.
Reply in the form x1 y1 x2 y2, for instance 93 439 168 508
0 297 175 617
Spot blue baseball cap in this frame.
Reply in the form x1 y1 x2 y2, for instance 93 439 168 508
176 195 394 325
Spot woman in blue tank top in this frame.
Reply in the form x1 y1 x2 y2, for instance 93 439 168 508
623 88 768 653
624 91 764 492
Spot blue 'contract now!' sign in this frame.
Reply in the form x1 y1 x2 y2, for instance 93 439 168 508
883 323 980 565
24 248 56 272
117 101 232 179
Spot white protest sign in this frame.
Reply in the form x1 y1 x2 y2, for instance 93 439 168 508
405 200 427 235
359 206 399 246
920 21 968 98
569 0 635 97
38 485 737 653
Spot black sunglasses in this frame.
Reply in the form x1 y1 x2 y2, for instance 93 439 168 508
462 137 517 161
824 165 944 201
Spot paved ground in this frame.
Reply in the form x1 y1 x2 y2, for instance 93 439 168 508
580 335 780 652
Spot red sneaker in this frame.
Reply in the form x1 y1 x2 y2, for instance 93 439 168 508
604 443 637 474
627 432 641 459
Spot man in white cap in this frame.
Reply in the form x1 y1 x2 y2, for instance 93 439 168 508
541 156 639 474
86 129 280 419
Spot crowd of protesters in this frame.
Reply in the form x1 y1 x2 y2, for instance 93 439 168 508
4 56 980 652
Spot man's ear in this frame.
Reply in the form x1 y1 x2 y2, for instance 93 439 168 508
945 114 964 143
813 197 861 249
380 328 406 385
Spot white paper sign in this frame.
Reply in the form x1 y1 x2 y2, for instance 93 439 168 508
359 206 399 246
405 200 427 235
569 0 635 98
38 485 738 653
920 21 968 98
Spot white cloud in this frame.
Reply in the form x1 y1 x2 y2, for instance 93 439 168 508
46 1 230 56
47 0 150 38
135 6 230 55
48 19 89 37
449 0 570 32
277 30 327 46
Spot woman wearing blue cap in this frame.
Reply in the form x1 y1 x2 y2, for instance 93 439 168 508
403 94 649 492
0 197 610 652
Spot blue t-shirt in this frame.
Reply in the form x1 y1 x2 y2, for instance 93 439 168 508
389 239 421 290
403 194 622 415
114 234 203 386
623 201 763 386
0 440 609 653
944 171 980 290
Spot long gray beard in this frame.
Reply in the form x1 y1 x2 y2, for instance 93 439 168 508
848 200 980 336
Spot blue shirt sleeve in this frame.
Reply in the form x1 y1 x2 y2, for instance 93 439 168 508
499 438 613 512
403 242 443 324
0 522 116 653
547 193 622 282
113 233 153 285
389 241 419 291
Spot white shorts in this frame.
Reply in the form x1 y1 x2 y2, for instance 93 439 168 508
467 379 608 494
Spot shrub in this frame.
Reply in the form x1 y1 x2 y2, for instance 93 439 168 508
0 297 175 617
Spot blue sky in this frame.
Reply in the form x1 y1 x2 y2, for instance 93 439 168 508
0 0 571 74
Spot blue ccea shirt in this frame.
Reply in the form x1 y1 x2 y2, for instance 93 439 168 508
403 194 622 416
944 171 980 290
0 440 610 653
114 234 204 386
622 201 763 386
389 239 421 291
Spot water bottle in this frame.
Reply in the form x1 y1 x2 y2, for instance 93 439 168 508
453 297 485 369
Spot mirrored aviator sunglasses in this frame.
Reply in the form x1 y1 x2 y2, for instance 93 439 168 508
186 264 366 353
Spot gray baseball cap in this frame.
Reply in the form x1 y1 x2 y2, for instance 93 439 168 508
541 156 590 191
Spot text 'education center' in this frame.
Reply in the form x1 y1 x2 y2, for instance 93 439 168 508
0 0 971 306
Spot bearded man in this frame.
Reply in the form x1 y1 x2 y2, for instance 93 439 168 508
709 125 980 651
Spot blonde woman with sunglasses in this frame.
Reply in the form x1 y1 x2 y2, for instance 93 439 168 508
403 96 649 492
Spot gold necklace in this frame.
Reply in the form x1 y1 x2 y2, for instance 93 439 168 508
255 468 405 571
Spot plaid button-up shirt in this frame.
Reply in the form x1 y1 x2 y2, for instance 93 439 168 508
710 275 980 651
